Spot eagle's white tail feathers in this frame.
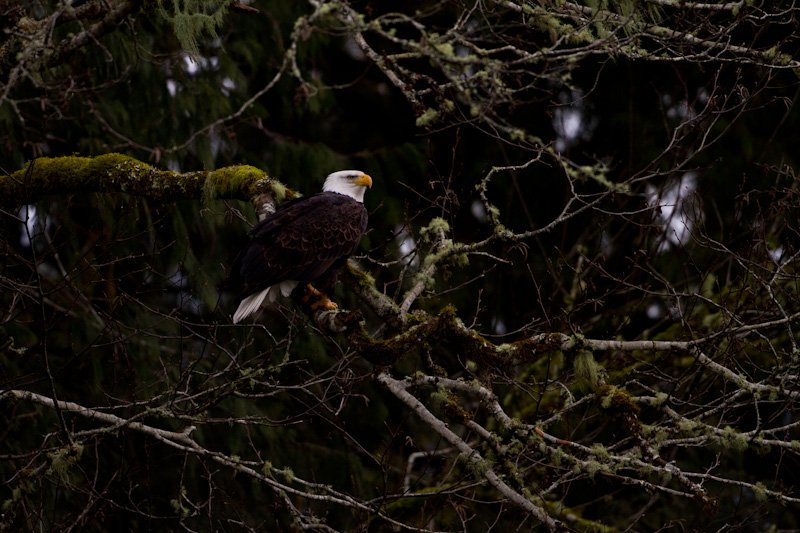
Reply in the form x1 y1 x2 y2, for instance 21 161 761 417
232 280 299 323
279 280 298 297
233 289 271 324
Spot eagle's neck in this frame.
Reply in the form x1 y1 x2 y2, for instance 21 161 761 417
322 183 366 203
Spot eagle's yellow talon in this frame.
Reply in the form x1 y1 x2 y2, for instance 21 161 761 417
310 296 338 311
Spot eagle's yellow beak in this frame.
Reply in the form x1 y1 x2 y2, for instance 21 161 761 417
355 174 373 188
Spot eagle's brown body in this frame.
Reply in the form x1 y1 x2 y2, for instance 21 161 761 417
227 170 372 323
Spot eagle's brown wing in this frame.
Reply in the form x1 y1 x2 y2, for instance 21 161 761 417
227 192 368 299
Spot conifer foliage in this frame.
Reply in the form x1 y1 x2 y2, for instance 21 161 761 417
2 1 800 530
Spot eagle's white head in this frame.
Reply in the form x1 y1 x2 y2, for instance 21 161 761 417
323 170 373 203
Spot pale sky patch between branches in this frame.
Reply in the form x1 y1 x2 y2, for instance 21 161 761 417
18 204 37 248
553 89 597 152
647 172 698 252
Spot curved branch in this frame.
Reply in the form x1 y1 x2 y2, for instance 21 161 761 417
377 372 563 531
0 389 440 533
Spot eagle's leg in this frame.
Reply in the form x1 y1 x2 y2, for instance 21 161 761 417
303 284 339 311
310 294 338 311
301 284 323 303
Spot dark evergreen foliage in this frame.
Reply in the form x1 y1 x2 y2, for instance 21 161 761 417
2 1 800 530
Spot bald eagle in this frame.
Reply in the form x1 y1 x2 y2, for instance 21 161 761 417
228 170 373 323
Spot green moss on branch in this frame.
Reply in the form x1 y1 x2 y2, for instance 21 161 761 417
350 305 561 369
3 154 284 204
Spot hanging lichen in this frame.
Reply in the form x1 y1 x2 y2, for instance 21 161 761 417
159 0 230 58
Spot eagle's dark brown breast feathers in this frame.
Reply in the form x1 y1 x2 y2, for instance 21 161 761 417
228 191 368 303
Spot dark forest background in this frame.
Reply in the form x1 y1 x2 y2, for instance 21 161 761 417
2 1 800 531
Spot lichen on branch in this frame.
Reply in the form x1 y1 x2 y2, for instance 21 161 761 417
2 154 285 206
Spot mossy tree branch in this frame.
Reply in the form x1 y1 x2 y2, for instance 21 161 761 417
2 154 287 206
